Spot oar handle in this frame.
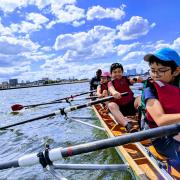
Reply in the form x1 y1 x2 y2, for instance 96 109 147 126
61 123 180 157
54 90 96 102
0 123 179 170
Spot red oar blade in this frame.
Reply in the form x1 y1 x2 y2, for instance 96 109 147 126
11 104 24 111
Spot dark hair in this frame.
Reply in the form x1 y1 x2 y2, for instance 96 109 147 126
110 63 124 73
96 69 102 74
149 56 178 73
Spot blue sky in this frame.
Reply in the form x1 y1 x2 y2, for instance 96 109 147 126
0 0 179 82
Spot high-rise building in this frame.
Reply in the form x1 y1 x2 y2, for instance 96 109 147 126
9 79 18 86
127 69 136 75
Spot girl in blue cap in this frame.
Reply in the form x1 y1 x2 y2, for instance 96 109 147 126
142 47 180 163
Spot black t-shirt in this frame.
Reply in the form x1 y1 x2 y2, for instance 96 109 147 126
90 76 101 90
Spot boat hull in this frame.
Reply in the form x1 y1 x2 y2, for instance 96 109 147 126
92 104 180 180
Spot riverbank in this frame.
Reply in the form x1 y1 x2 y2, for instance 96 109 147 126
0 80 90 91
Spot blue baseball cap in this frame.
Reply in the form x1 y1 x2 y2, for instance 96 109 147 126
144 48 180 66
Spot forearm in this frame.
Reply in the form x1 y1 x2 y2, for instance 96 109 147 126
96 86 102 97
146 98 180 126
108 86 118 95
153 113 180 126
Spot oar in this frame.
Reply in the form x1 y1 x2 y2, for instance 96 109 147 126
11 96 98 112
1 94 128 130
11 90 96 111
0 123 179 170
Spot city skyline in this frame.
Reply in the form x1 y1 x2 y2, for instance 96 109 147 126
0 67 142 84
0 0 179 82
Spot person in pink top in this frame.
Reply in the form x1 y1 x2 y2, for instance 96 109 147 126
97 71 111 98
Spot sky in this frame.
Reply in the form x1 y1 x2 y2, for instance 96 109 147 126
0 0 180 82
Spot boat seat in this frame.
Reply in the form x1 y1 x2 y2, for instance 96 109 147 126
149 146 168 161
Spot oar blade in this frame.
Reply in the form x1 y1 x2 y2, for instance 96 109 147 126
11 104 24 111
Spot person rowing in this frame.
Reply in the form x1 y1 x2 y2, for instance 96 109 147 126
140 47 180 164
96 71 111 114
107 63 142 133
96 71 111 98
90 69 102 91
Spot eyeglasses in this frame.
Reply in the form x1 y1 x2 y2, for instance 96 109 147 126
148 68 171 75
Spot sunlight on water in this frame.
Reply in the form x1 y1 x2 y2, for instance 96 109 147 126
0 82 139 179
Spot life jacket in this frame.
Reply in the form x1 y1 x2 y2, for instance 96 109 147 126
143 80 180 128
111 77 134 106
100 82 108 94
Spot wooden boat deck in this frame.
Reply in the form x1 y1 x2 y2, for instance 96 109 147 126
92 104 180 180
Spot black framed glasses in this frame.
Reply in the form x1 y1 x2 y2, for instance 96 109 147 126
148 68 171 75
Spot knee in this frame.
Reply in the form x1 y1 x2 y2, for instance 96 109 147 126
108 102 118 111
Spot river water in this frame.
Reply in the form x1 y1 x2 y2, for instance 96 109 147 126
0 82 133 180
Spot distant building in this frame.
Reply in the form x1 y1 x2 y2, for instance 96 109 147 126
2 81 8 85
42 77 49 81
9 79 18 86
1 81 9 89
56 78 61 81
38 80 46 85
127 69 136 76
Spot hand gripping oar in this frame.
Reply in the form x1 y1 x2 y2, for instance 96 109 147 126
11 90 96 111
0 123 179 170
1 93 129 130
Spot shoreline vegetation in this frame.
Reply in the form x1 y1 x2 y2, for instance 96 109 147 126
0 79 90 91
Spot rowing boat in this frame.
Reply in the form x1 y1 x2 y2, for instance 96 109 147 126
92 104 180 180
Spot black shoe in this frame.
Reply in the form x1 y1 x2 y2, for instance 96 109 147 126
125 122 138 133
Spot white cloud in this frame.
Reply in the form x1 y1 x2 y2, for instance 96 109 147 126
54 26 116 62
49 0 76 10
9 12 49 34
0 36 39 55
0 35 53 82
46 20 56 29
54 26 115 51
0 0 28 13
51 5 85 23
26 12 49 25
0 20 13 36
10 21 42 34
47 4 85 28
172 37 180 52
72 20 85 27
0 65 30 81
144 37 180 54
87 5 126 20
0 1 84 28
41 46 52 52
116 42 140 56
117 16 156 40
41 56 110 80
122 51 145 61
0 0 76 13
